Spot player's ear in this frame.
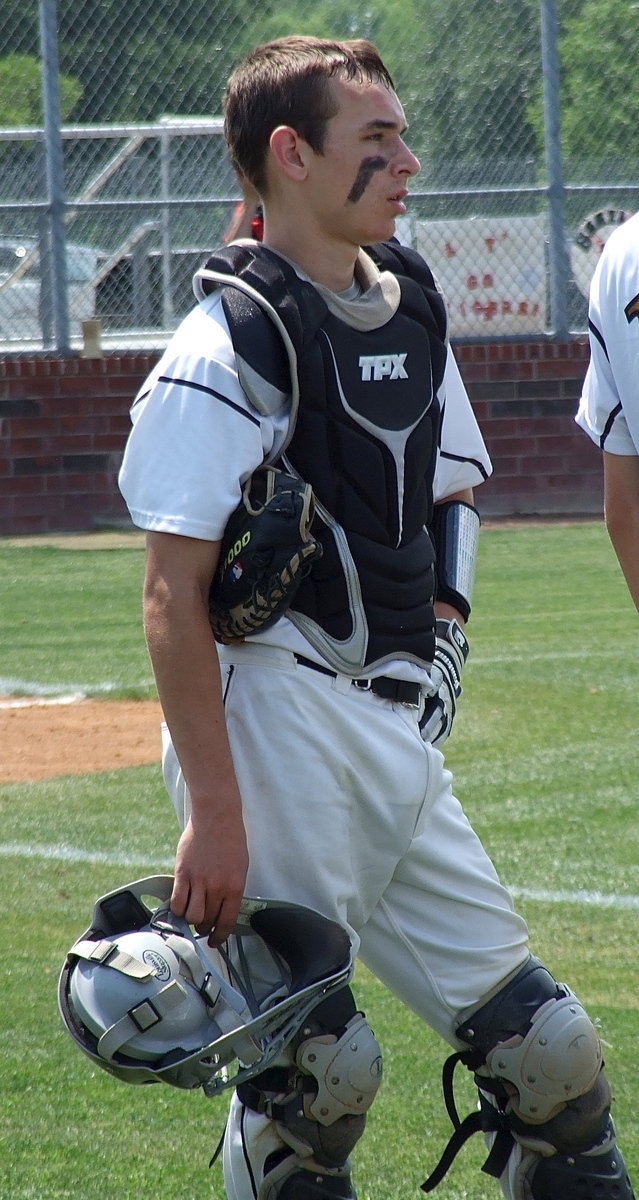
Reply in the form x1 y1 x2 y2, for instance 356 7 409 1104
269 126 311 182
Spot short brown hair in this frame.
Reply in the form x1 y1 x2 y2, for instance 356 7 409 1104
223 35 395 195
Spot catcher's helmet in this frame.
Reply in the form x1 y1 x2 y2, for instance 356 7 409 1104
58 876 353 1095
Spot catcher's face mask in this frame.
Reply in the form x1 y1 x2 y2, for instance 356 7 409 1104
58 876 353 1094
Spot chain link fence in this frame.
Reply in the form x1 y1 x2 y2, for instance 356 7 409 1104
1 0 638 352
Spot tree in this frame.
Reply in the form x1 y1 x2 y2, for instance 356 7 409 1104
56 0 272 121
558 0 639 176
246 0 543 188
0 54 82 125
401 0 541 187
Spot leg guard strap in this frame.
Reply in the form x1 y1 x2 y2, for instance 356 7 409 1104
421 1081 515 1192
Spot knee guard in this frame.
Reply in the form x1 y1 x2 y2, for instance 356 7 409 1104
457 955 606 1154
238 986 381 1194
422 956 633 1196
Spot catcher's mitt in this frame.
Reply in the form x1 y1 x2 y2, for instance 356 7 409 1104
209 467 322 644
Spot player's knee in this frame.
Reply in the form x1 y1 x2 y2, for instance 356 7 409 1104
283 986 381 1167
239 986 382 1177
457 954 610 1156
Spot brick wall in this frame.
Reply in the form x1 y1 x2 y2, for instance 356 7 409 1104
455 339 603 518
0 354 153 536
0 338 601 536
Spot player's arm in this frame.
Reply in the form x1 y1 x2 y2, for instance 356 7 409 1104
143 530 248 945
603 450 639 612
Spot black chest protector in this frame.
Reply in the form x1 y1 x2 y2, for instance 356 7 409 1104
197 241 448 673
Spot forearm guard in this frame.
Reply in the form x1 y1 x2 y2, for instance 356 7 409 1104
430 500 480 622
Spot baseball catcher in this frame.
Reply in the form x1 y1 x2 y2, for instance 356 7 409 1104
117 33 636 1200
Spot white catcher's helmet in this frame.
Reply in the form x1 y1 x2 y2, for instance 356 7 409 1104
58 876 353 1095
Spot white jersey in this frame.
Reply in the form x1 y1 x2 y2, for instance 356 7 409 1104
576 211 639 455
119 247 492 677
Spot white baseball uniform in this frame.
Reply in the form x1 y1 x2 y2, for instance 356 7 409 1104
119 246 531 1200
576 211 639 454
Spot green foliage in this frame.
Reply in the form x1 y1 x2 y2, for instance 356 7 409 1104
0 53 83 124
559 0 639 174
228 0 543 184
56 0 269 121
3 0 639 183
400 0 541 182
526 0 639 182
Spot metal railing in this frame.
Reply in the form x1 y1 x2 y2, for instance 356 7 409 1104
1 0 637 352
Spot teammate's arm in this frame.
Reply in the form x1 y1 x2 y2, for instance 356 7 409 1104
143 530 249 945
603 450 639 612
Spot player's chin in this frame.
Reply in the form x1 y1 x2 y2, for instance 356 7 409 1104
360 215 397 245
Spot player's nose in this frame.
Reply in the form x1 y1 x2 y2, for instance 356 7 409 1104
396 141 420 177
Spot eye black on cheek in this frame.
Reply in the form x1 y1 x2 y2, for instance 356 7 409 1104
346 156 387 204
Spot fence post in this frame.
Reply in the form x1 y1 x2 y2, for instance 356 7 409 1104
160 125 174 329
540 0 570 338
38 0 70 353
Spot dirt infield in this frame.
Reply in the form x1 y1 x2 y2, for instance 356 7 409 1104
0 698 163 783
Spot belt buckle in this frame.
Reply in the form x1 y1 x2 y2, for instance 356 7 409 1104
353 677 372 691
396 682 422 709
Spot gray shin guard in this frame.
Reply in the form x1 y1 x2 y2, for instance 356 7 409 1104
528 1120 635 1199
261 1155 357 1200
277 1175 355 1200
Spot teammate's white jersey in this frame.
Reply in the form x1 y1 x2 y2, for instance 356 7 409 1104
576 211 639 456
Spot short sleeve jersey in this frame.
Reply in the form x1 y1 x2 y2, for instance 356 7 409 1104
576 212 639 456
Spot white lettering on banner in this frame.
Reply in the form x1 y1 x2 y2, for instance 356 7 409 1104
359 353 408 381
410 215 548 337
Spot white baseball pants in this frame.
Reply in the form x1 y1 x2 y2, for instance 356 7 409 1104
162 644 531 1199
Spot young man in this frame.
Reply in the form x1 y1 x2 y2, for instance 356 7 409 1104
119 36 634 1200
576 211 639 610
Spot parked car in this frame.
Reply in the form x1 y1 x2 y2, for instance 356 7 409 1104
0 237 101 343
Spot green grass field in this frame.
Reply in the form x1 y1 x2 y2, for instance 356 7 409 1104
1 523 637 1200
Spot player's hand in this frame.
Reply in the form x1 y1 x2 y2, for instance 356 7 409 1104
170 805 249 947
419 619 469 747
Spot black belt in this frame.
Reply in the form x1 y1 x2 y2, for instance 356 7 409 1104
294 654 422 707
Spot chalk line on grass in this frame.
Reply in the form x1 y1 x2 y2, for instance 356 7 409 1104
0 842 637 909
509 885 639 910
0 676 118 699
0 842 174 869
0 694 87 709
0 676 154 703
